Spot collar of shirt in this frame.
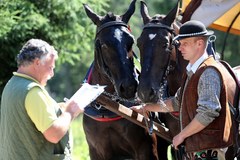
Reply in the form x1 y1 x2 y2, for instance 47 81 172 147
186 52 209 74
13 72 40 84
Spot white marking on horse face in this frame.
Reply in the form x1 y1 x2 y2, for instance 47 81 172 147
114 28 123 42
149 34 156 40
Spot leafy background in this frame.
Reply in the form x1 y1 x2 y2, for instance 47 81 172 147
0 0 239 159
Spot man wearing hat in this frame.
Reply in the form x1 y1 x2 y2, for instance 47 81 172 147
131 20 233 159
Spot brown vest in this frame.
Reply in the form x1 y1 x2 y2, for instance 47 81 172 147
180 57 233 153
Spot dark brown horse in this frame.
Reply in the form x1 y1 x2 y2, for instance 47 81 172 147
82 1 158 159
137 1 240 159
137 1 181 159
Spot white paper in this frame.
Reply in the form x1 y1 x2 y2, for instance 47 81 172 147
69 83 106 109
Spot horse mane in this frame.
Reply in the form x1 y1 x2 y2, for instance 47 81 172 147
181 0 202 23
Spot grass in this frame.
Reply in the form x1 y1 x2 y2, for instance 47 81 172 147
71 115 90 160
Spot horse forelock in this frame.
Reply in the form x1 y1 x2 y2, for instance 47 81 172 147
102 12 121 22
151 14 165 23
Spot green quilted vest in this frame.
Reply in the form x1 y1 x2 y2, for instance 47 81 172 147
0 75 71 160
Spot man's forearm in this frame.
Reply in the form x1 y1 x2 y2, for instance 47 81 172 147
43 111 73 144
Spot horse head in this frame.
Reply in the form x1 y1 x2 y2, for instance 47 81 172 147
83 0 138 99
137 0 185 103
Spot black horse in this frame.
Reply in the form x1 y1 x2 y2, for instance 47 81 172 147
137 1 240 159
82 1 158 159
136 1 181 159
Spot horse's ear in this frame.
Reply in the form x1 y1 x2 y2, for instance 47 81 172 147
121 0 136 23
163 0 180 26
140 1 151 25
83 4 102 26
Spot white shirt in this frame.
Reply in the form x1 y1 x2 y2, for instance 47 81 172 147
186 52 209 73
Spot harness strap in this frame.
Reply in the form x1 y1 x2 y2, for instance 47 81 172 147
90 116 122 122
83 62 94 83
220 60 240 108
220 60 240 157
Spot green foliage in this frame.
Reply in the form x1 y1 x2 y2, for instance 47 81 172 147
0 0 110 99
0 2 20 37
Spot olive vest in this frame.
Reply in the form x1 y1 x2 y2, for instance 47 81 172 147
0 75 71 160
180 57 233 153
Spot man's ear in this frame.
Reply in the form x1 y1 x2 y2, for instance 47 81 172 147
33 58 41 67
197 39 204 47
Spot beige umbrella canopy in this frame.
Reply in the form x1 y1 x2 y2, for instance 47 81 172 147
182 0 240 35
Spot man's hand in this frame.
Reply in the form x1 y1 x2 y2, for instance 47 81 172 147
65 100 84 119
172 133 185 150
130 105 145 114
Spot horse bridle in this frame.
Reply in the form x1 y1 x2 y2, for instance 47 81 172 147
142 22 177 99
95 21 138 104
95 21 133 78
140 22 179 134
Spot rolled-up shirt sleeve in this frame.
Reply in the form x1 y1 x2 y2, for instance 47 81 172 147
195 67 222 126
25 87 58 133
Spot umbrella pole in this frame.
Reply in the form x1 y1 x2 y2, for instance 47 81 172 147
221 11 240 60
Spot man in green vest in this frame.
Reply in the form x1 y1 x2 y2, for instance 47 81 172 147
131 20 234 159
0 39 84 159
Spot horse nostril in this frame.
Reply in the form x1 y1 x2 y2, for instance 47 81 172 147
137 85 159 103
119 80 137 98
119 82 131 93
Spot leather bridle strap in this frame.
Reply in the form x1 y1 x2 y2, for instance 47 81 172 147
143 23 174 33
96 21 128 35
